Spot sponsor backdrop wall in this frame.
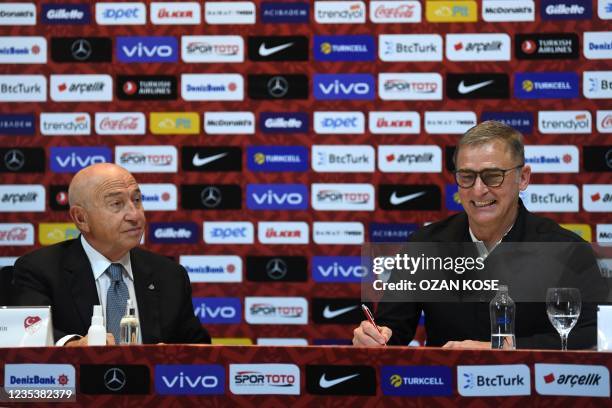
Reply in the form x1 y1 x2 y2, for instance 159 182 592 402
0 0 610 345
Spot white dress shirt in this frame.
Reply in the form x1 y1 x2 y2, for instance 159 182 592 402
56 235 141 345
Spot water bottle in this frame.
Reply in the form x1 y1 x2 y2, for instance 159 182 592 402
119 299 140 345
489 285 516 350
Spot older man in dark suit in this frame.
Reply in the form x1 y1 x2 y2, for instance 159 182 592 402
13 163 210 346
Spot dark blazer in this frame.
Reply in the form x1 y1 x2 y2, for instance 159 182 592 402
376 200 607 349
12 238 211 344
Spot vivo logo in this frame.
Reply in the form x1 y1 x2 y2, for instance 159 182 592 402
193 297 242 323
50 147 111 173
117 36 177 62
314 74 375 100
247 184 307 210
312 256 367 282
156 365 225 395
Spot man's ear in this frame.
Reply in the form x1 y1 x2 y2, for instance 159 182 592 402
69 206 90 233
519 165 531 191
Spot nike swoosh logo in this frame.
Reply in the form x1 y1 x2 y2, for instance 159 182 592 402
323 305 358 319
457 80 494 94
192 152 227 167
259 42 294 56
319 373 359 389
390 191 426 205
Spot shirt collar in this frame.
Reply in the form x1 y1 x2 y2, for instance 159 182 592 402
80 235 133 281
468 224 514 259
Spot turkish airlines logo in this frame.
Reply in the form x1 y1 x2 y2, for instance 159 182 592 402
379 73 442 100
245 297 308 325
515 33 578 60
378 145 442 173
0 36 46 63
370 1 421 23
258 222 309 244
446 33 510 61
95 112 145 135
115 145 177 173
151 2 201 25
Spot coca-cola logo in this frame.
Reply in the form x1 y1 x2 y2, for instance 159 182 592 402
374 4 415 18
601 114 612 129
0 227 29 241
99 116 139 130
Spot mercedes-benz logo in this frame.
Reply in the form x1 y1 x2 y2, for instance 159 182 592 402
103 368 126 392
606 149 612 169
266 258 287 280
4 149 25 171
267 76 289 98
71 39 92 61
201 186 222 208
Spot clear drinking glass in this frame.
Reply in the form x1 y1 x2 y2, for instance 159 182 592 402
546 288 581 351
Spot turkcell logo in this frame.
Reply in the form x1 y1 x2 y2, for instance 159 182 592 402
50 146 111 173
312 256 367 283
481 112 533 134
314 74 375 100
117 36 178 63
149 222 198 244
541 0 592 20
0 113 35 135
445 185 464 211
247 146 308 172
155 364 225 395
260 112 308 133
261 2 309 23
514 72 579 99
192 297 242 324
247 184 308 210
42 4 91 24
370 223 418 242
314 35 375 61
381 366 452 396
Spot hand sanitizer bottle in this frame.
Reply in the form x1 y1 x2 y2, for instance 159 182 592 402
120 299 140 345
87 305 106 346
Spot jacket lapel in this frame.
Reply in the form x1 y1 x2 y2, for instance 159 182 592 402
63 238 99 332
131 248 161 343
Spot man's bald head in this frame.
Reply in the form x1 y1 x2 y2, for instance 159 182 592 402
68 163 136 209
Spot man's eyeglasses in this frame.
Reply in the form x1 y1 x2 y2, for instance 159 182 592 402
454 165 524 188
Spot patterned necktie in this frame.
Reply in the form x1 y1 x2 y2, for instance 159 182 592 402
106 263 129 344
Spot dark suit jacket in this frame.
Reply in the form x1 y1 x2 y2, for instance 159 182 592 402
12 238 211 344
376 200 607 349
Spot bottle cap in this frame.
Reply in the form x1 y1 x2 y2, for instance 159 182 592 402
499 285 508 292
91 304 104 326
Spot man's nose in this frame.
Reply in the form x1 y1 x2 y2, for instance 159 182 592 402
124 201 142 221
472 175 490 195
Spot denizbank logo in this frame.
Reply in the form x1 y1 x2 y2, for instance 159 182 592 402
514 72 579 99
155 365 225 395
0 36 46 64
381 366 452 396
535 364 610 397
4 364 76 389
458 365 530 396
524 145 579 173
180 255 242 283
583 32 612 60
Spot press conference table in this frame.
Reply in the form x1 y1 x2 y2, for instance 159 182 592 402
0 345 610 406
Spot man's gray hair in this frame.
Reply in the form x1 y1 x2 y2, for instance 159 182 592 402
453 120 525 167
